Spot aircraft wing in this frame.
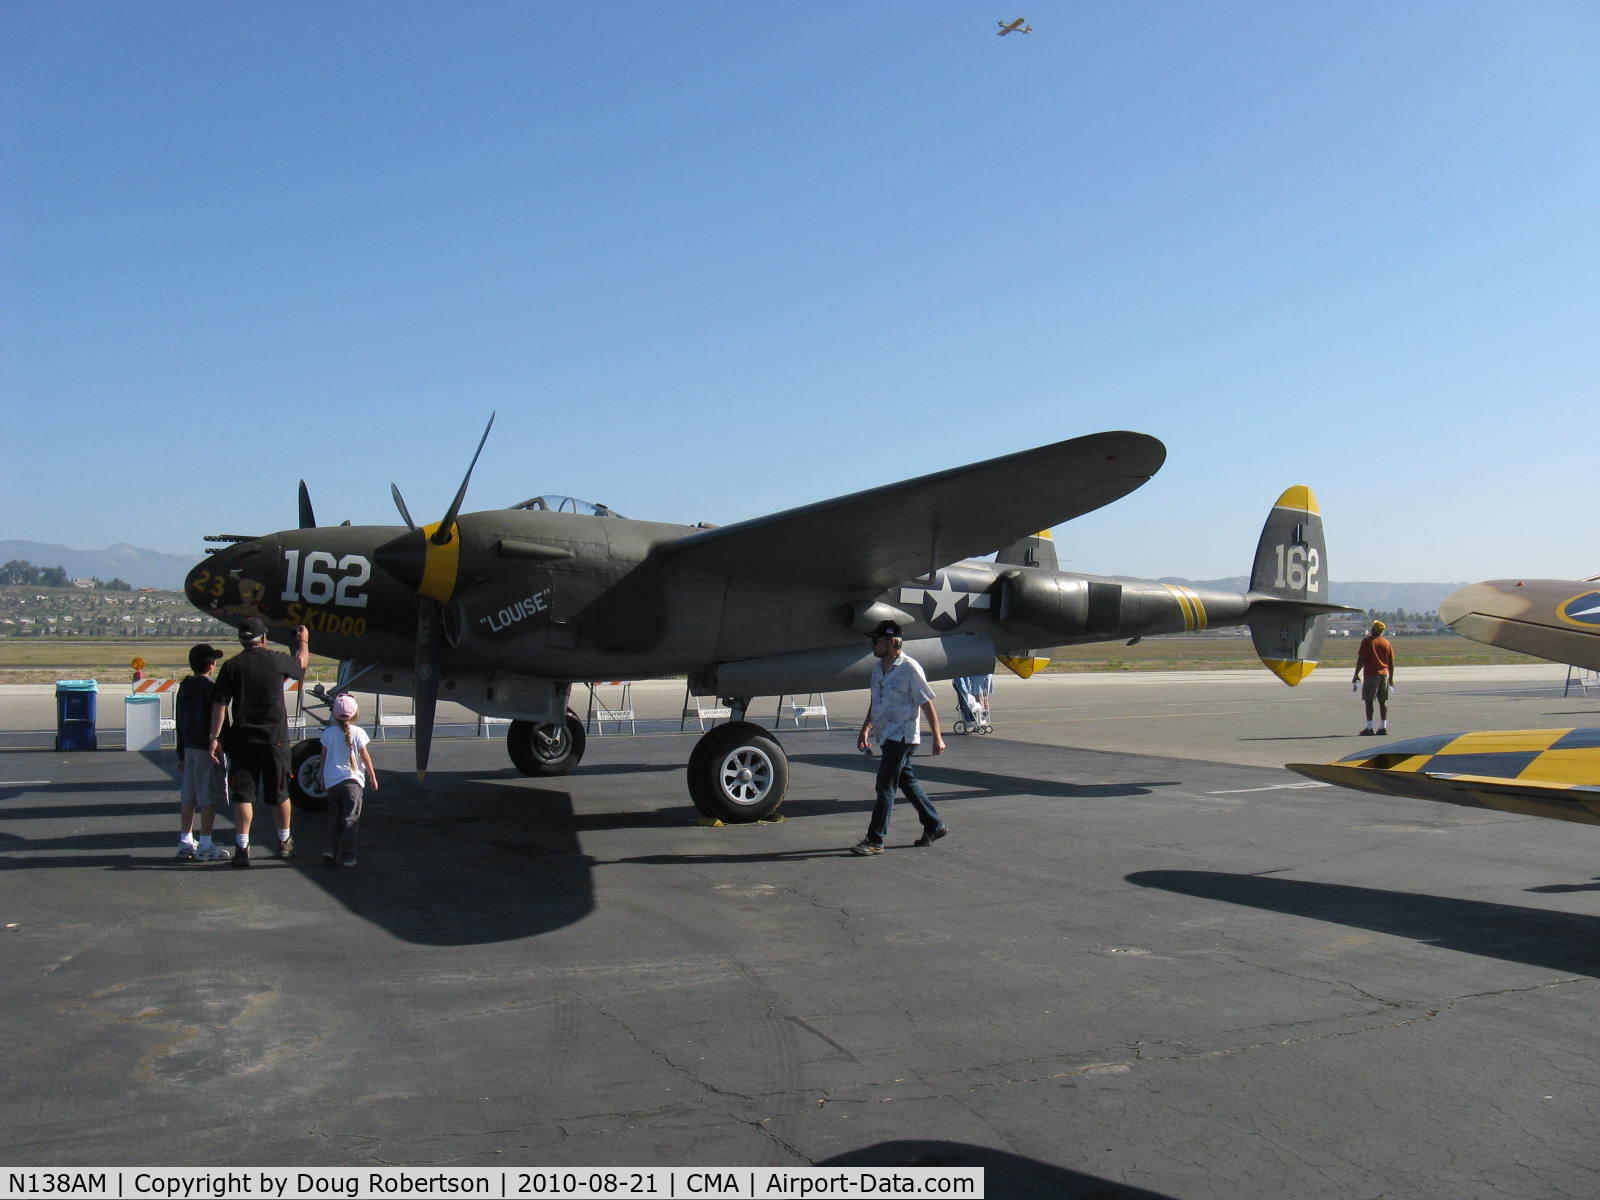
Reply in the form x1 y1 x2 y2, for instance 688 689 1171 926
1289 760 1600 826
658 431 1165 590
1287 725 1600 827
1438 579 1600 672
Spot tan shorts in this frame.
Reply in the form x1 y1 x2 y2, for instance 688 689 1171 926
179 751 229 808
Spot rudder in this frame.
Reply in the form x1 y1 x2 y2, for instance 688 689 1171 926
1246 486 1331 686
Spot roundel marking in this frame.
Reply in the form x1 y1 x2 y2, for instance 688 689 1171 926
1557 591 1600 629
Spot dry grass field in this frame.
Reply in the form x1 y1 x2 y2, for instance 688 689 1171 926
0 640 343 684
0 634 1533 685
1041 633 1531 673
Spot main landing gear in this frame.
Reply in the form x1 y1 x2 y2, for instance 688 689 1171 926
502 700 789 824
302 703 789 825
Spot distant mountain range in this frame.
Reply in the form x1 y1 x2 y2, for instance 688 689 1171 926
0 540 195 591
3 538 1471 614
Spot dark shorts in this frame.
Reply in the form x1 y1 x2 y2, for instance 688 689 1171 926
1362 675 1391 703
226 740 290 806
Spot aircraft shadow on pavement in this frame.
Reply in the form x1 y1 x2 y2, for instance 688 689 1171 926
296 770 596 946
1128 870 1600 977
0 770 597 945
791 751 1178 806
818 1143 1176 1199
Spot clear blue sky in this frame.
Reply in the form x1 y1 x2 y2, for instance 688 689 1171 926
5 2 1597 582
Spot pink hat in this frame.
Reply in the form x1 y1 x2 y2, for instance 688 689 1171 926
332 694 358 719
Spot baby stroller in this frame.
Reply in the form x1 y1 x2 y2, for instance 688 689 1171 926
951 676 993 735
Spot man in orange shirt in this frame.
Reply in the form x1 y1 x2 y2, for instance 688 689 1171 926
1352 620 1396 735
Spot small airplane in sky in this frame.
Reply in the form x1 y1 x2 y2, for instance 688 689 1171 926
188 418 1346 823
997 18 1033 36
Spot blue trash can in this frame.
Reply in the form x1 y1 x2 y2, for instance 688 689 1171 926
55 679 99 751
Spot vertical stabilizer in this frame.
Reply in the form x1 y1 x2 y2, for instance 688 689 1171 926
996 531 1056 678
1246 487 1330 686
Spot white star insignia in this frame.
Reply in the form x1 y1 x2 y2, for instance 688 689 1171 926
926 574 964 624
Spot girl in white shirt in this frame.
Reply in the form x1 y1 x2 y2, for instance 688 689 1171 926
321 694 378 867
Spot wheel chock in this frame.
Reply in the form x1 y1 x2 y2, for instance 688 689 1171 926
694 817 725 827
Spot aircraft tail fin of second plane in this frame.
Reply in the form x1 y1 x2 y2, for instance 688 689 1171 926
1243 486 1352 686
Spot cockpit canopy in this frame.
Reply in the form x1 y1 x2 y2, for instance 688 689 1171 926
510 495 624 519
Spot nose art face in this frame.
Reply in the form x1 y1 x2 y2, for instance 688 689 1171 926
185 541 277 618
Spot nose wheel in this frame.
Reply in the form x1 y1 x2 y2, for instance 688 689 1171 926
507 712 587 777
288 740 329 811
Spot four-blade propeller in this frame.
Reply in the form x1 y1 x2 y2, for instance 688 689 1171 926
381 411 496 779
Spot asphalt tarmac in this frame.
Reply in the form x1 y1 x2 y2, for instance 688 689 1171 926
4 664 1599 1197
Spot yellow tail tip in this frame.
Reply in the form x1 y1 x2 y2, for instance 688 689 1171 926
1273 485 1320 516
998 655 1050 680
1262 658 1318 686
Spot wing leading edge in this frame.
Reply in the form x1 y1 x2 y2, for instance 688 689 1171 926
659 431 1166 591
1439 579 1600 673
1288 725 1600 827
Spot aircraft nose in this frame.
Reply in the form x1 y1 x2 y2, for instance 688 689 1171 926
185 540 277 619
375 529 427 591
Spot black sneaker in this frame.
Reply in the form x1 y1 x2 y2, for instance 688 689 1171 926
339 854 357 868
850 840 884 856
232 845 251 868
914 826 948 847
277 834 295 859
322 852 337 867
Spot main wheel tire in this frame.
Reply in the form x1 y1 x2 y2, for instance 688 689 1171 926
289 739 329 812
507 712 587 777
687 721 787 823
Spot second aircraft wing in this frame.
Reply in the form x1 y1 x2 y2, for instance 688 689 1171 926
1439 579 1600 672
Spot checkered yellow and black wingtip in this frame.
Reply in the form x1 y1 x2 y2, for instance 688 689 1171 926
1288 728 1600 826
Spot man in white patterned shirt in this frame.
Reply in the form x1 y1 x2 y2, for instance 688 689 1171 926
852 621 948 855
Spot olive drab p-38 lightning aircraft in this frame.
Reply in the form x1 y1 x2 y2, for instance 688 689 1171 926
187 415 1349 823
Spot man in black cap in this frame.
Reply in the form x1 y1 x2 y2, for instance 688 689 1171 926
852 620 947 855
175 643 231 861
208 617 309 867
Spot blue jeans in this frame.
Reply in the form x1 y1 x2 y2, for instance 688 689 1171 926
867 739 943 846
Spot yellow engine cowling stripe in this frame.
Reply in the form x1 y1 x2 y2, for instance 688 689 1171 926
419 521 461 604
1163 583 1195 631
